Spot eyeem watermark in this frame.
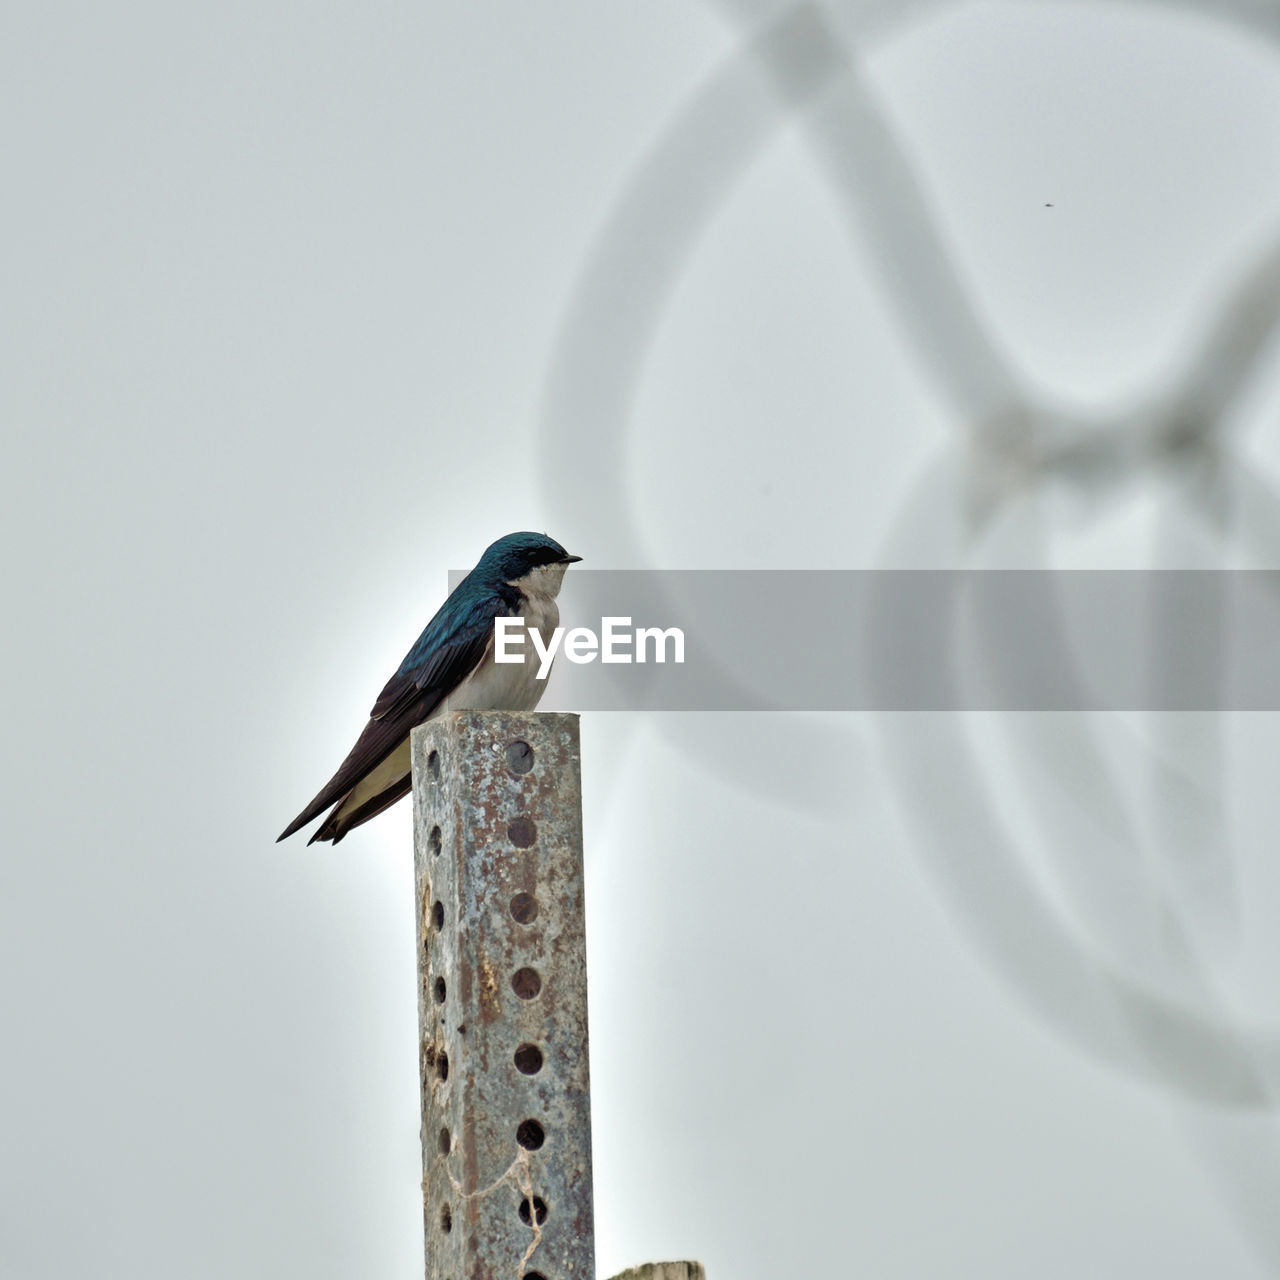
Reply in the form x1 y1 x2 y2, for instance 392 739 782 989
495 616 686 680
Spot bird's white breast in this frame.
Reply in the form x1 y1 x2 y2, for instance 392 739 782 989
443 578 562 713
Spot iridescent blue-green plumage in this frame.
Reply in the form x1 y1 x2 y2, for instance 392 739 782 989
278 532 580 844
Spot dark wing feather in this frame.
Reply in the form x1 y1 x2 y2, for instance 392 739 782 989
276 585 514 842
309 774 413 846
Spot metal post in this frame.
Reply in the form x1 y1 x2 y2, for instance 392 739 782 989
413 711 594 1280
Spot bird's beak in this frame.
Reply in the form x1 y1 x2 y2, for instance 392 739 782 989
561 554 583 564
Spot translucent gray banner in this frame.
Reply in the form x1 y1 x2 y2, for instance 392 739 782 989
446 570 1280 710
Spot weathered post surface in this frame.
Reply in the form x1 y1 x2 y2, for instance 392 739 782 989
413 711 594 1280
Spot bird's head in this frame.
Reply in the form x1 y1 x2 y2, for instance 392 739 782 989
476 531 582 599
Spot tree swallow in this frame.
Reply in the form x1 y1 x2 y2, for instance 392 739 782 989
278 531 581 845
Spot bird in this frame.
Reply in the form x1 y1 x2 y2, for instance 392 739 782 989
278 531 581 845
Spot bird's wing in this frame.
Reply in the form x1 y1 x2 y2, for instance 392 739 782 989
276 588 512 842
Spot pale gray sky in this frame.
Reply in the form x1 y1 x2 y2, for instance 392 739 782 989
6 2 1280 1277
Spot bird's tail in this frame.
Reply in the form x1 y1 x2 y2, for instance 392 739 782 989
305 775 413 845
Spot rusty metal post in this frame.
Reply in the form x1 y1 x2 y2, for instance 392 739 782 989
412 710 594 1280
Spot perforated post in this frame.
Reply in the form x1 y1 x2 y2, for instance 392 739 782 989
412 711 594 1280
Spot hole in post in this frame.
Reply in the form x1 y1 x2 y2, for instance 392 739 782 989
438 1127 451 1155
440 1204 452 1234
507 816 537 847
506 740 534 774
427 749 440 780
524 1274 549 1280
434 977 446 1004
516 1119 545 1150
511 968 541 1000
429 825 442 856
513 1043 543 1075
432 901 444 930
518 1196 548 1226
436 1051 449 1082
509 893 538 924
